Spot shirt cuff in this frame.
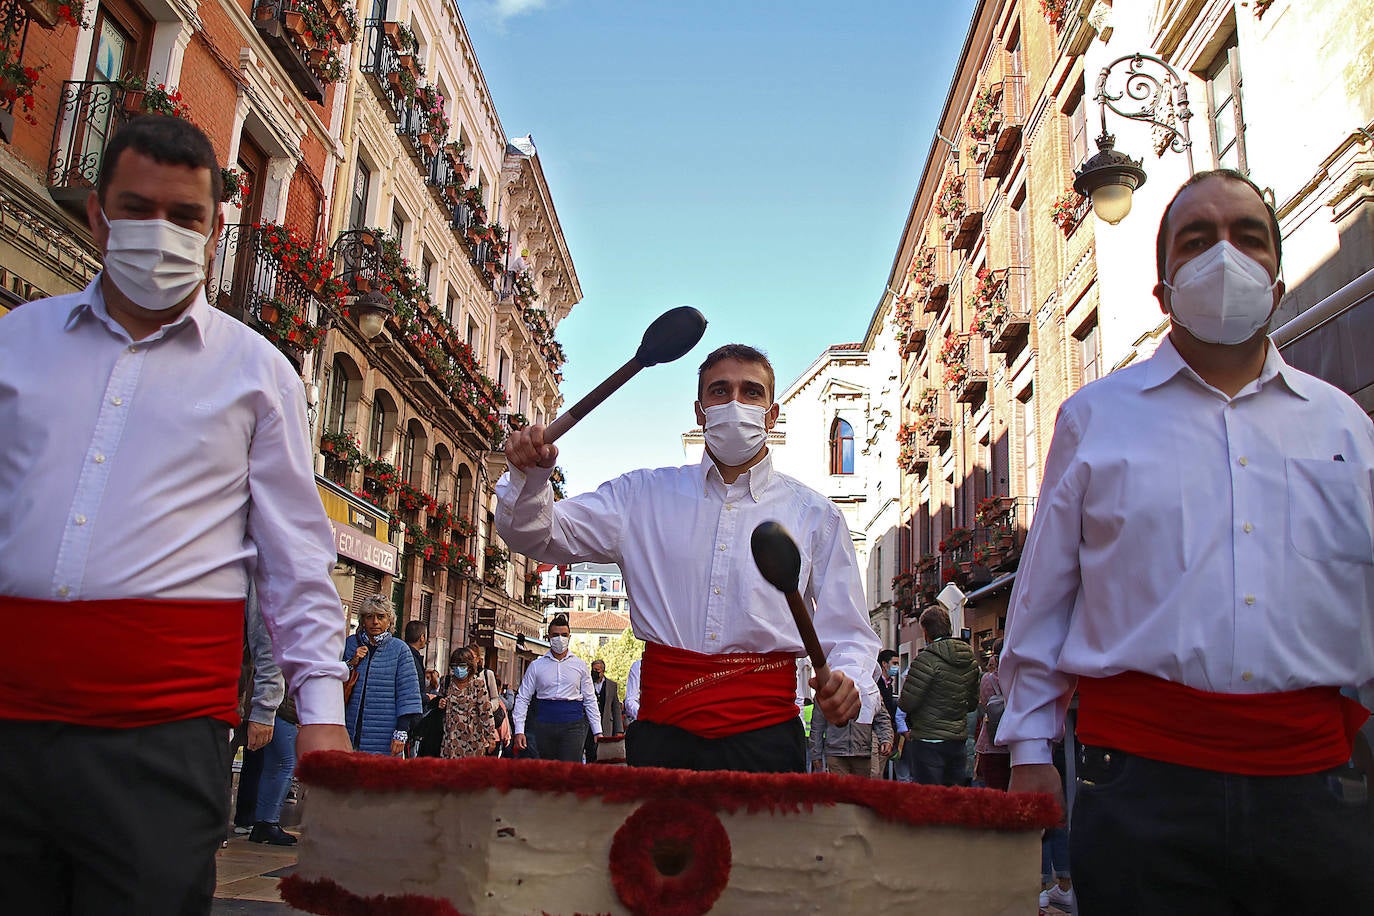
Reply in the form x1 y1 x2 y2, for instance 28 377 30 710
294 674 346 726
1009 739 1054 767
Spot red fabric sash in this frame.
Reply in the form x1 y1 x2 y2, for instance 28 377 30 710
1077 671 1369 776
0 595 245 728
638 642 799 739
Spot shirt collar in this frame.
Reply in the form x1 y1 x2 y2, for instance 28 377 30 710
64 274 210 349
699 449 774 502
1140 334 1311 401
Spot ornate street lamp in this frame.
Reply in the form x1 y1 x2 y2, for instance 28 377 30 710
352 289 394 340
1073 52 1194 225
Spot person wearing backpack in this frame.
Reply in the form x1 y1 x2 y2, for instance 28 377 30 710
974 638 1011 791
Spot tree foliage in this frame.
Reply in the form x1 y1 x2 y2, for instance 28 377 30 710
570 628 644 701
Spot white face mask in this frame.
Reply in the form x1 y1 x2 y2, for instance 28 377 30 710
101 211 209 312
701 400 769 466
1163 240 1277 345
549 635 569 655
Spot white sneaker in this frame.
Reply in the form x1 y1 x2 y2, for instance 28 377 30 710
232 825 251 835
1038 889 1050 908
1045 885 1075 910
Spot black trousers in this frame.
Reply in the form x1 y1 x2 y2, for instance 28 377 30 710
0 717 230 915
1071 745 1374 915
529 719 587 763
626 717 805 773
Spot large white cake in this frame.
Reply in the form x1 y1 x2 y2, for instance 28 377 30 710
282 753 1058 916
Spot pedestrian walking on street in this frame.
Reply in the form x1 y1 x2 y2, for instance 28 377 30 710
0 116 352 914
1000 170 1374 913
584 658 624 763
807 662 893 777
438 646 498 759
512 614 602 762
973 639 1010 791
344 595 423 755
499 345 879 772
898 606 980 786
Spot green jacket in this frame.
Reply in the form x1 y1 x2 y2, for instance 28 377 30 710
897 637 981 741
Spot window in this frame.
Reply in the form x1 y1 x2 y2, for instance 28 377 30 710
1206 38 1246 171
447 293 458 326
1020 387 1038 498
1076 317 1101 387
518 383 529 417
498 350 510 392
467 317 480 352
402 422 426 486
1067 82 1090 168
324 355 356 435
391 210 407 249
369 391 396 458
422 253 436 298
829 418 855 475
348 161 371 230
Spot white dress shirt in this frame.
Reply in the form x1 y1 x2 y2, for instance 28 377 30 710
496 452 880 722
512 651 601 735
0 279 347 725
999 337 1374 766
624 658 642 720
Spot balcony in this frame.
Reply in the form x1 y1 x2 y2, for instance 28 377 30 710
955 336 988 405
985 266 1032 357
396 93 437 169
945 495 1038 587
427 145 466 212
951 167 985 251
206 223 332 361
899 440 928 475
915 555 943 606
47 80 136 210
984 74 1026 180
901 311 930 356
922 245 951 313
361 17 407 119
917 388 953 448
251 0 332 102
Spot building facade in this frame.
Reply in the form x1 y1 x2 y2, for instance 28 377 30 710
0 0 579 687
879 0 1374 660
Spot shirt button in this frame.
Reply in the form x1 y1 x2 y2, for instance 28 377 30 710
57 586 70 597
1244 595 1256 606
1242 522 1253 533
1242 671 1253 682
94 454 106 464
127 345 138 354
713 587 721 595
111 396 123 406
719 544 726 551
1238 456 1249 467
74 514 87 526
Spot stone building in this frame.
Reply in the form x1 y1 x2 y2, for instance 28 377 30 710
879 0 1374 659
0 0 579 688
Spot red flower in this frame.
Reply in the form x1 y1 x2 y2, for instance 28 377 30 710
609 798 731 916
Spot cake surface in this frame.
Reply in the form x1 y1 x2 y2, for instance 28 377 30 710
283 753 1058 916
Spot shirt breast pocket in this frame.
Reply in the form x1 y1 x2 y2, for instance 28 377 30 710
1286 458 1374 565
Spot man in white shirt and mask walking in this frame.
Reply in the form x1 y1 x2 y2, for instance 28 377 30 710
512 614 602 761
1000 170 1374 913
499 344 879 772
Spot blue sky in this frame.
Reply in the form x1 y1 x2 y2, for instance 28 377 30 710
462 1 978 493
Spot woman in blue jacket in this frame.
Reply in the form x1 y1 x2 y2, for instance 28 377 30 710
343 595 423 755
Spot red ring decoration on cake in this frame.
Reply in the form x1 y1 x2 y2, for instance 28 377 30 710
609 798 731 916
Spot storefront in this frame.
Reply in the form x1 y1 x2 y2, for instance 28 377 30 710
316 477 400 629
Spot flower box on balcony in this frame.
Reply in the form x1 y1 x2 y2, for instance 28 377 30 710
352 275 374 293
333 11 354 42
443 184 461 206
398 54 418 76
121 90 146 114
384 20 403 49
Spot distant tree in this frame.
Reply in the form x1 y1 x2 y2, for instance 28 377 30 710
570 628 643 700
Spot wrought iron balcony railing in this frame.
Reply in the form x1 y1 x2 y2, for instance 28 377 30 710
48 80 136 208
361 17 405 120
332 227 386 295
207 222 328 356
251 0 325 102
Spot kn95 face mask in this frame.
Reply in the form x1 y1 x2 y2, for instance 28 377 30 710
1164 240 1278 345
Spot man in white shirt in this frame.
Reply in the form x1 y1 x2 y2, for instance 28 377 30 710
499 344 878 773
512 614 602 761
1001 170 1374 912
0 116 351 912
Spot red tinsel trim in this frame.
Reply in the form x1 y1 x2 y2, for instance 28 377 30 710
296 753 1059 831
609 798 730 916
279 874 462 915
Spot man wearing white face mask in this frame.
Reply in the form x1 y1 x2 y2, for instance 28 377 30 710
512 614 602 761
498 344 879 773
0 116 351 912
1000 170 1374 913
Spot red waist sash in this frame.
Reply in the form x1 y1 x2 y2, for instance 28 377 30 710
1077 671 1369 776
0 596 245 728
638 642 799 739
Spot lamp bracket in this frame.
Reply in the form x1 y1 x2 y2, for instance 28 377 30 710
1094 52 1194 166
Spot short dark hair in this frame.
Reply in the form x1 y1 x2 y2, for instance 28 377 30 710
98 115 224 207
1155 169 1281 281
449 646 474 667
878 649 899 666
919 606 952 640
404 620 425 644
696 344 776 401
591 658 605 668
548 613 570 635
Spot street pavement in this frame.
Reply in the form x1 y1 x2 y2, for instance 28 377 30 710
212 835 307 915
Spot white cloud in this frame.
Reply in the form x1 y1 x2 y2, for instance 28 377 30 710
489 0 550 20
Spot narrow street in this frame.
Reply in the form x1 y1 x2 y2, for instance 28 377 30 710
213 837 305 915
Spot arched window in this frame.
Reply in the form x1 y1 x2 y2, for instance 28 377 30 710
431 444 452 501
324 354 362 436
829 418 854 475
369 390 397 460
402 419 427 486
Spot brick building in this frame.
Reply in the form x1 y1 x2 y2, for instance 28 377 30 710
0 0 579 690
